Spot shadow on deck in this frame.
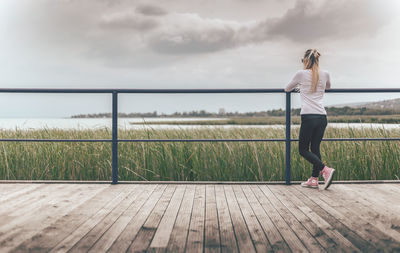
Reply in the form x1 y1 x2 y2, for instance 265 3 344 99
0 183 399 252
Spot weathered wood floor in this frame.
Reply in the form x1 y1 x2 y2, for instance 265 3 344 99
0 183 399 252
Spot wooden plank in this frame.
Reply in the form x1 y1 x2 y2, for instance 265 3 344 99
9 184 118 252
278 185 362 252
4 184 81 219
314 185 400 249
268 185 337 251
1 184 102 252
0 184 28 198
106 184 167 253
0 184 84 233
291 185 375 252
319 184 400 243
296 205 363 252
224 185 256 253
389 184 400 191
354 184 400 210
260 185 324 252
0 184 80 221
203 185 220 253
214 185 239 253
127 185 176 252
250 185 308 252
165 185 196 253
372 183 400 195
0 185 47 216
148 185 187 252
0 184 25 193
49 185 139 253
0 184 50 227
377 184 400 195
241 185 290 253
88 184 158 253
0 184 63 217
185 184 205 253
0 184 42 203
339 184 400 222
232 185 272 252
338 185 400 219
353 184 400 203
68 185 145 252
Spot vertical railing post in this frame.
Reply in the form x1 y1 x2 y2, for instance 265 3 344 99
111 91 118 184
285 92 291 185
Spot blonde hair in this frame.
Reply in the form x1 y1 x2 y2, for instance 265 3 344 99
302 49 321 92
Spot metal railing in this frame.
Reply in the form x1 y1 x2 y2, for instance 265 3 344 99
1 88 400 185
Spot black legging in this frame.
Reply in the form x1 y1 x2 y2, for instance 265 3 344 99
298 114 328 177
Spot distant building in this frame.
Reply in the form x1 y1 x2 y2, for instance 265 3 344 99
218 108 226 115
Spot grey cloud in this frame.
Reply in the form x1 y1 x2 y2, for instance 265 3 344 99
148 26 239 54
100 12 159 31
84 42 183 68
131 12 246 55
142 0 395 55
136 4 167 16
22 0 397 68
265 0 394 42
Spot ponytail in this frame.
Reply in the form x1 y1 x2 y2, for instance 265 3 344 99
302 49 321 92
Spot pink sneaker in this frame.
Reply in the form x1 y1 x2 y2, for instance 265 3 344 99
320 166 335 190
301 177 319 188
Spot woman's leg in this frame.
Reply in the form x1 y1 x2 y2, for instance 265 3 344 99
310 117 328 177
298 116 325 175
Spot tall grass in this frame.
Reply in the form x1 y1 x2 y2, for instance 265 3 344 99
0 126 399 181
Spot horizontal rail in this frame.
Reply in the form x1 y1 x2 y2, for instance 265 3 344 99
1 138 399 142
119 139 286 142
0 88 283 93
119 138 400 142
0 138 283 143
0 88 400 93
0 139 112 142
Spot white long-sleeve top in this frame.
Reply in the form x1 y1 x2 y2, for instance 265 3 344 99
285 69 331 115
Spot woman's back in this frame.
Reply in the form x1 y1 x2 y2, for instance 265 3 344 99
285 69 331 115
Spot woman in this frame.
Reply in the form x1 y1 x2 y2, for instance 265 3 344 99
285 49 335 190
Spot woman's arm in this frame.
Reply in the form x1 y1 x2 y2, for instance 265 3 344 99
326 72 331 90
285 71 302 92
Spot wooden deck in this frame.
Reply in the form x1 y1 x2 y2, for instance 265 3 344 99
0 183 399 252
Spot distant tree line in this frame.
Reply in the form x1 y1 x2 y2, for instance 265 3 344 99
71 106 400 118
280 106 400 116
324 106 400 116
72 111 159 118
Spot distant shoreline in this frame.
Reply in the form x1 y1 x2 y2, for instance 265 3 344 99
2 117 399 131
70 104 400 119
127 115 400 125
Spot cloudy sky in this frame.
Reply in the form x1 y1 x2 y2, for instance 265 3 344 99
1 0 400 118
